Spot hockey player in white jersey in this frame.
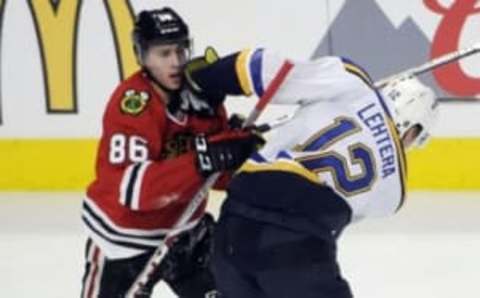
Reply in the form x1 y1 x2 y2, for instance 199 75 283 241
186 48 439 298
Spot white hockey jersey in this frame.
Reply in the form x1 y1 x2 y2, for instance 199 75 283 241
236 49 407 221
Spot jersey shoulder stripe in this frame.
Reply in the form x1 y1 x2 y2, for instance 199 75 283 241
239 157 320 185
235 48 267 97
341 57 374 87
235 49 255 96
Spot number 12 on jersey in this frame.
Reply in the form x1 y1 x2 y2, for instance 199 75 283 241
295 117 377 197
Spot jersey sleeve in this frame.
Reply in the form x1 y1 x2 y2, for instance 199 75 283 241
258 51 375 105
118 153 204 211
93 89 205 212
191 48 374 105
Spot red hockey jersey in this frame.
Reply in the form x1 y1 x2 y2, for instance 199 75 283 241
82 70 228 258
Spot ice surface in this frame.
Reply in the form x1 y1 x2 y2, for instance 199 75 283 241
0 192 479 298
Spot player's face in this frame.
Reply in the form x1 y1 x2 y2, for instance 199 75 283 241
144 43 188 90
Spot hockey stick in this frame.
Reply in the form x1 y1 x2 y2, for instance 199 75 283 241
126 60 294 297
255 113 295 133
374 42 480 89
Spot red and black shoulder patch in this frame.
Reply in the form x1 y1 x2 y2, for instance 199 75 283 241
120 89 150 116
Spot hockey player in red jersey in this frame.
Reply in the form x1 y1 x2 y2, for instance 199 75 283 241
80 7 263 298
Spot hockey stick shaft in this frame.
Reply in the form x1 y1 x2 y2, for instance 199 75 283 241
126 60 294 297
375 42 480 88
255 113 295 133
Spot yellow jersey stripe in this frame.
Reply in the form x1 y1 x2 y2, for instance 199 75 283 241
238 160 321 185
386 119 407 182
386 118 407 208
343 63 373 87
235 49 254 96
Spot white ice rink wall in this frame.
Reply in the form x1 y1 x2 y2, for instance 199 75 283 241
0 0 479 190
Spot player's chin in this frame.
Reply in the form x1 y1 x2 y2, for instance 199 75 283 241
166 77 182 90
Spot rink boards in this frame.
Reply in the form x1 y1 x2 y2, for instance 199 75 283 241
0 137 479 190
1 0 480 191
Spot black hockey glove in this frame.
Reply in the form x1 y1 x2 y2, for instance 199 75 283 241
167 47 225 118
228 113 246 129
183 47 226 115
194 129 265 176
184 46 219 92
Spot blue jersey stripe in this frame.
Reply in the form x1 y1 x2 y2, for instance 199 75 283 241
250 49 265 97
250 152 267 162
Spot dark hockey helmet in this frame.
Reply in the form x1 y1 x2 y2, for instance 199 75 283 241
132 7 191 62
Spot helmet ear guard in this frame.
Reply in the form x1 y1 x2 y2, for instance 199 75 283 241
380 78 439 148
